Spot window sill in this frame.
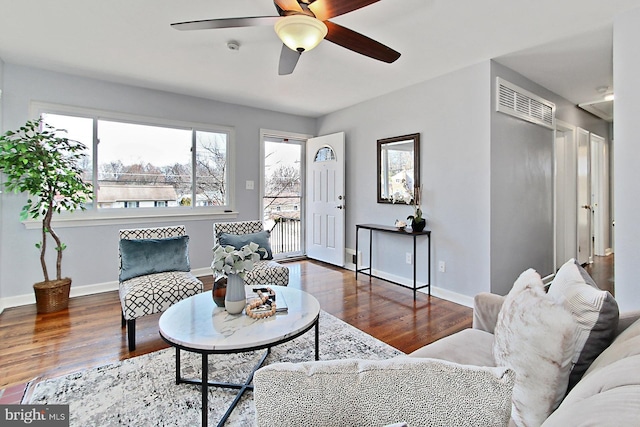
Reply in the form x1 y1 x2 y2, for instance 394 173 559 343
22 209 239 229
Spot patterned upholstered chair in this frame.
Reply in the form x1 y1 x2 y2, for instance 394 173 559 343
213 220 289 286
119 225 203 351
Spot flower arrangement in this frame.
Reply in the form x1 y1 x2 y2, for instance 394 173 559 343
211 242 265 279
392 183 423 225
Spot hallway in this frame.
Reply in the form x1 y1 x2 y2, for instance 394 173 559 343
584 254 614 295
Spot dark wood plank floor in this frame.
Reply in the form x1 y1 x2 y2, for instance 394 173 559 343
0 259 472 391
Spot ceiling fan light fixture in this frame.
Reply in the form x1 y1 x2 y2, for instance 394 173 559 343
275 15 328 52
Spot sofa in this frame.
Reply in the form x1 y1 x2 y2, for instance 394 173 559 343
254 259 640 426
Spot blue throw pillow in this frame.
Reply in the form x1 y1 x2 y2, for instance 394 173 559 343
219 231 273 260
119 235 191 282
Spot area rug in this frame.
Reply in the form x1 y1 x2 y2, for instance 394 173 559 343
27 311 403 426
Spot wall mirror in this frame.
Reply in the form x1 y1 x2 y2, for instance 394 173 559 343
377 133 420 204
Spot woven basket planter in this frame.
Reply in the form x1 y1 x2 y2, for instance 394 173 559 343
33 278 71 314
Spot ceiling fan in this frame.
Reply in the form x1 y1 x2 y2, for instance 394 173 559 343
171 0 401 75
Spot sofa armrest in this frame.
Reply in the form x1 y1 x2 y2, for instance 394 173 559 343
616 310 640 336
473 292 505 334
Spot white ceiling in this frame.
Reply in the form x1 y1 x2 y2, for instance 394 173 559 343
1 0 639 118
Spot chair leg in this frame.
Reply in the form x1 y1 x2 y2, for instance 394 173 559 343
121 311 126 328
127 319 136 351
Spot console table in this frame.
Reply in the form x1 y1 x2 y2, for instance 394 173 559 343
355 224 431 300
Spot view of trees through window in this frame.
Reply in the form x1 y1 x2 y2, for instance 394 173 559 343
41 113 229 210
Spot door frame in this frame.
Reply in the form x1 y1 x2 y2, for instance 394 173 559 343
590 132 609 256
260 129 312 257
554 120 578 270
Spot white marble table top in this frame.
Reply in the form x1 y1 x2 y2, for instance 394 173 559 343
159 285 321 352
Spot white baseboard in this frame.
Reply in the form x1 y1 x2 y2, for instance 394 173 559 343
0 267 214 310
367 269 474 308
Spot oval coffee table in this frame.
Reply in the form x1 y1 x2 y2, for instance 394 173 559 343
159 285 320 427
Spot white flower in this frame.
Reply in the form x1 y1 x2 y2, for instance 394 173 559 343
211 241 265 279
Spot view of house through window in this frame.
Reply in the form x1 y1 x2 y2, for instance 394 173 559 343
41 113 230 211
263 137 303 257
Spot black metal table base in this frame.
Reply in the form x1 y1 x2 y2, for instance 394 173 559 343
169 317 320 427
175 347 270 427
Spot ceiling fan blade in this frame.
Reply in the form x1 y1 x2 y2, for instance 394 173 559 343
309 0 380 21
324 21 400 63
171 16 280 31
273 0 303 15
278 44 302 75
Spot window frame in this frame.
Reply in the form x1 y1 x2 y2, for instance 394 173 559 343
25 102 238 229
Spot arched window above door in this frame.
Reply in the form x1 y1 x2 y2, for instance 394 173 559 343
314 146 336 162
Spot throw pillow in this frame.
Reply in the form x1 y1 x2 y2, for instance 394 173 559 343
119 235 190 282
493 268 577 427
254 358 515 427
547 258 619 391
219 230 273 260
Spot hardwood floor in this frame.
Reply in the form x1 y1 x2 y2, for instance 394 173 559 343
0 259 472 391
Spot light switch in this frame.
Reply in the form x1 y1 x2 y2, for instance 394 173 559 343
246 180 254 190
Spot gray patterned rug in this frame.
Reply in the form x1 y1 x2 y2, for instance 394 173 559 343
27 311 403 426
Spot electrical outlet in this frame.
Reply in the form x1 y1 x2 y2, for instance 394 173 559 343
439 261 446 273
406 252 412 264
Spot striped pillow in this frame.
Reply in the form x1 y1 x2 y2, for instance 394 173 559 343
548 259 619 391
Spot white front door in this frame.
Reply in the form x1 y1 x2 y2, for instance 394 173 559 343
577 128 592 265
305 132 345 266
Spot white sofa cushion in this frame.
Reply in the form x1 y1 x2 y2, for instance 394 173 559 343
547 258 619 390
409 328 496 367
493 269 577 427
542 355 640 426
254 357 515 427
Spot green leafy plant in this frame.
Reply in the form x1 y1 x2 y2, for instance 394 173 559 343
211 242 265 280
0 119 93 282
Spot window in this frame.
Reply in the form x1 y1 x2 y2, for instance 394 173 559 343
40 111 233 215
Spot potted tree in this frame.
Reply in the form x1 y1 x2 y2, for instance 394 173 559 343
0 119 93 313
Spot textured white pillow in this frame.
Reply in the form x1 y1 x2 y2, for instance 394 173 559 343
548 258 619 391
493 269 577 427
254 357 515 427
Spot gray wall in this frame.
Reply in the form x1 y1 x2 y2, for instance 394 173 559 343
0 64 316 304
490 63 555 294
489 61 611 295
613 6 640 311
317 62 493 300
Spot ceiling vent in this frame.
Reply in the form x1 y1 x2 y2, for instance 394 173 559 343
496 77 555 129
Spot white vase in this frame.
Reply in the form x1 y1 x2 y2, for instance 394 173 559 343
224 273 246 314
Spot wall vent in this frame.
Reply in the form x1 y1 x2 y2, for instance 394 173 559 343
496 77 555 129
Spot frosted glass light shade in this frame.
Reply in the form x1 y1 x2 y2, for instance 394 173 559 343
275 15 328 52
